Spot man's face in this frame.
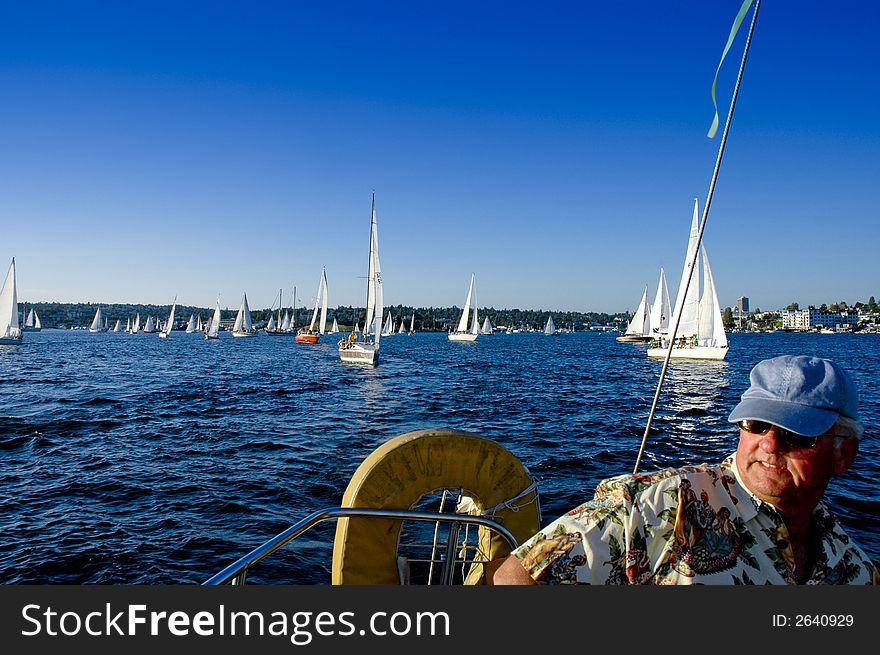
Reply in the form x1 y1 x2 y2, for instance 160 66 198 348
734 421 846 515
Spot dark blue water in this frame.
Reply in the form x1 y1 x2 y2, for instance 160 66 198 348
1 330 877 583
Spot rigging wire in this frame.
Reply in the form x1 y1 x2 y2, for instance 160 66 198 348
633 0 761 475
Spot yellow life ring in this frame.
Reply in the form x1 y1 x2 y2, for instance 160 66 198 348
331 428 540 585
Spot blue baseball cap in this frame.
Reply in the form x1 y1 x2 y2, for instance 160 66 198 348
728 355 859 437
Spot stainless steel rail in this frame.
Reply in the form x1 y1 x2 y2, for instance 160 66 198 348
202 506 519 585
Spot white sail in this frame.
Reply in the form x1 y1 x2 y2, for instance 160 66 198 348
25 308 35 328
308 268 329 334
266 315 276 331
186 314 196 333
409 313 415 335
449 273 478 341
382 312 394 336
143 315 156 332
132 314 141 333
196 315 203 332
470 297 480 336
161 297 177 337
364 196 383 339
125 317 131 332
233 293 255 335
481 316 493 335
281 311 290 331
456 273 475 333
649 267 671 336
0 259 22 342
206 297 221 339
398 318 405 334
339 194 383 363
330 317 338 334
668 198 702 339
700 246 728 348
625 287 651 336
545 315 557 336
113 320 121 332
89 307 104 332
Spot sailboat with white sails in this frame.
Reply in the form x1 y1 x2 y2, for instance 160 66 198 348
206 296 222 340
544 315 559 336
616 286 652 342
89 307 108 333
0 259 22 345
649 267 672 339
24 307 41 332
647 198 728 360
113 319 121 332
142 315 156 333
339 194 383 364
185 314 196 333
232 293 257 337
296 268 328 344
159 296 177 339
481 316 493 336
448 273 479 342
408 313 415 335
381 312 395 337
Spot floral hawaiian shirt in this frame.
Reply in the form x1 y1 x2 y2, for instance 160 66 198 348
512 454 879 584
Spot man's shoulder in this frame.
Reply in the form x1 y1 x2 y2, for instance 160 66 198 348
593 459 731 502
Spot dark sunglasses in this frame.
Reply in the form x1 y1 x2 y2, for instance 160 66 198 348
737 419 819 449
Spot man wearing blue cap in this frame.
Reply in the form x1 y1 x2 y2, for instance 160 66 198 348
495 355 878 584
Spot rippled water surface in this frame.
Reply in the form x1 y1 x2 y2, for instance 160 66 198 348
1 330 878 583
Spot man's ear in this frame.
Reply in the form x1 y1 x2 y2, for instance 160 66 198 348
833 438 858 475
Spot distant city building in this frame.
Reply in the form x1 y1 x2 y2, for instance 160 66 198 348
781 307 859 330
733 296 750 326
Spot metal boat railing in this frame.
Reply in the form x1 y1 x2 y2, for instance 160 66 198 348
202 506 518 586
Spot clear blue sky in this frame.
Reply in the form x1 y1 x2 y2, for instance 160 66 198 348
2 1 878 313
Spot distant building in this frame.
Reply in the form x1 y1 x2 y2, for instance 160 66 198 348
781 307 859 330
733 296 749 327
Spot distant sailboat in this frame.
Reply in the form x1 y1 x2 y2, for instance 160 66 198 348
206 296 221 340
0 258 22 345
330 317 339 334
266 289 295 336
448 273 479 342
408 313 415 335
481 316 493 335
297 268 328 344
142 315 156 333
232 293 257 337
196 315 203 332
649 267 672 339
544 315 559 336
159 296 177 339
113 319 121 332
339 193 383 364
186 314 196 333
647 198 728 360
381 312 395 337
89 307 107 333
24 307 41 332
397 318 406 334
616 286 652 342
